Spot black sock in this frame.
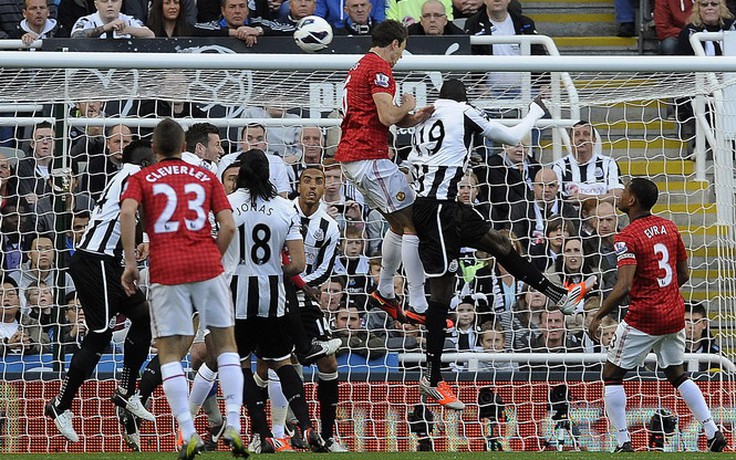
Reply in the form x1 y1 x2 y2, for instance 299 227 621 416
285 278 311 355
425 300 449 387
58 331 110 411
119 320 152 395
243 368 272 438
138 355 161 407
494 248 565 303
317 376 338 440
276 365 312 431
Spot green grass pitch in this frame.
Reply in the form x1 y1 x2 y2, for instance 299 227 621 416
0 452 724 460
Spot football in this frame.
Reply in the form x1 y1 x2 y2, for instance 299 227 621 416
294 15 333 53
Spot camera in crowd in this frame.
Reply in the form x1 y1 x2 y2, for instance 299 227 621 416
648 408 678 451
546 384 580 451
478 387 505 451
408 404 434 451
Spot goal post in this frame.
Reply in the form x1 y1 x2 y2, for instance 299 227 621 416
1 49 736 453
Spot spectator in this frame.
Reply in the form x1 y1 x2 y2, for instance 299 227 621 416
249 0 285 20
9 234 76 304
598 315 617 348
0 202 34 270
476 321 517 371
319 276 346 315
614 0 636 37
476 133 540 238
457 171 479 205
0 0 56 38
16 121 54 204
407 0 464 35
519 167 579 249
333 0 374 35
192 0 293 44
685 302 723 371
655 0 694 55
449 297 479 351
220 161 240 194
506 285 547 351
80 124 133 202
334 226 370 308
489 230 524 315
316 0 384 28
387 0 453 26
583 200 619 296
545 236 593 313
219 125 291 197
57 0 93 34
450 0 481 19
322 159 363 229
23 279 54 329
0 277 48 355
241 106 300 158
71 0 154 38
578 197 598 238
61 210 90 265
12 0 62 44
677 0 735 55
530 307 583 354
146 0 192 36
288 125 325 186
124 0 197 25
332 306 385 358
0 151 16 206
276 0 315 26
464 0 544 79
69 101 105 157
551 121 624 204
529 217 575 273
59 292 85 356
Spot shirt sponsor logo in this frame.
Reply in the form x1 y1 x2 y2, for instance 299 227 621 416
374 73 389 88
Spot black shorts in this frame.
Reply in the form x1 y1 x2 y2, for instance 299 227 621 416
413 198 491 277
68 250 148 332
300 301 331 342
235 317 294 361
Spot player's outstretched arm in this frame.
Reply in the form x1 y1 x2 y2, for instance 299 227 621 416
214 209 235 256
373 92 414 127
474 101 545 147
283 239 306 277
120 198 141 296
589 264 635 339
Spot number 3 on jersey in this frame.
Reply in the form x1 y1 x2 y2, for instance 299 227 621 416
152 183 207 233
653 243 674 287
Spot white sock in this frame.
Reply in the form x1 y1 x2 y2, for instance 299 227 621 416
216 352 244 434
604 385 630 446
402 233 428 312
677 379 718 438
268 370 288 439
378 229 402 298
161 361 196 442
189 363 217 416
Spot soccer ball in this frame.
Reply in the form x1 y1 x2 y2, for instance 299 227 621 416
294 16 333 53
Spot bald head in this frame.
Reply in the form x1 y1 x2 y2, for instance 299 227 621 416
420 0 448 35
534 168 559 203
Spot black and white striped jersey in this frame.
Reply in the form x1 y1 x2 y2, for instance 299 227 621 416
293 200 340 287
219 151 291 196
408 99 500 200
225 189 302 319
76 163 141 259
551 153 623 198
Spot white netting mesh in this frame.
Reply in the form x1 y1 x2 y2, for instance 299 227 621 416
0 58 735 453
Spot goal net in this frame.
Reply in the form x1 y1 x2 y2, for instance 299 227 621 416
0 53 735 453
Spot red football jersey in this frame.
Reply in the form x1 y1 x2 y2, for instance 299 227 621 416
334 52 396 163
122 158 231 285
615 214 687 335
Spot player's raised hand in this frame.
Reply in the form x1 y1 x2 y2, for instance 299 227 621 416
401 93 417 111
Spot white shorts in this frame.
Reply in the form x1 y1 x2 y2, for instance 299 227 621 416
341 159 415 214
607 321 685 370
149 273 234 338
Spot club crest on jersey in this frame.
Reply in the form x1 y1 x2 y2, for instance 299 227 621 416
312 229 325 241
396 191 406 202
614 241 628 255
595 166 604 178
448 259 459 273
374 73 389 88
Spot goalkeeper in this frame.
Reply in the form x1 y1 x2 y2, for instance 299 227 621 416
407 79 594 410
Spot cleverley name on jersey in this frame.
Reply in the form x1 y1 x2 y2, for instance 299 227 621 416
145 164 213 183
